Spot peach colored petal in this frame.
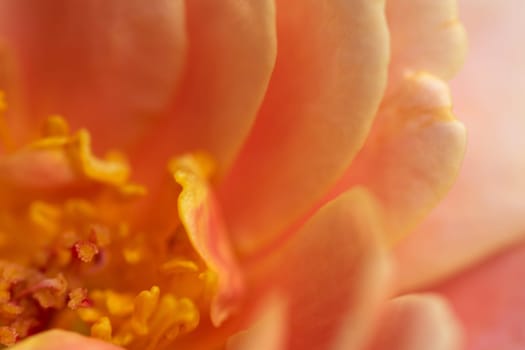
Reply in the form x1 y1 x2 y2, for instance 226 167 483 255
434 241 525 350
226 294 287 350
219 0 389 256
366 294 463 350
171 154 243 327
0 0 186 152
386 0 466 95
327 72 466 243
394 0 525 292
0 44 24 152
247 188 391 349
11 330 122 350
132 0 277 182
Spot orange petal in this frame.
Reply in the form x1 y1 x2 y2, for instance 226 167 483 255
327 72 466 243
434 241 525 350
386 0 466 95
170 154 244 326
11 330 122 350
131 0 277 181
0 0 186 152
219 0 389 256
394 0 525 291
226 294 287 350
366 294 463 350
248 188 391 349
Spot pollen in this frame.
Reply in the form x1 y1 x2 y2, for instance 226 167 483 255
0 95 223 349
74 240 100 263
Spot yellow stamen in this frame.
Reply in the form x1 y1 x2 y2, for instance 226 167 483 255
0 105 219 348
91 316 112 342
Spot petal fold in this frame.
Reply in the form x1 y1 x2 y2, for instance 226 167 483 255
132 0 277 180
219 0 389 256
366 294 463 350
435 241 525 350
171 154 244 327
247 188 391 349
386 0 467 94
393 0 525 291
226 294 287 350
328 72 466 242
11 330 122 350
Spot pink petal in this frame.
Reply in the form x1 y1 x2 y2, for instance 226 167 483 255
247 188 391 349
327 72 466 243
434 241 525 350
226 294 287 350
394 0 525 291
11 330 122 350
386 0 466 95
366 294 463 350
219 0 389 256
133 0 277 180
0 0 186 152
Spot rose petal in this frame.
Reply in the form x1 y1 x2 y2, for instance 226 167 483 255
133 0 277 180
434 241 525 350
11 330 122 350
219 0 389 256
327 72 466 243
0 0 186 152
226 294 287 350
394 0 525 291
366 294 463 350
386 0 466 95
246 188 391 349
171 154 244 326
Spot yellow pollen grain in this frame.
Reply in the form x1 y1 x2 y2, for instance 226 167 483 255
68 288 89 310
74 241 99 263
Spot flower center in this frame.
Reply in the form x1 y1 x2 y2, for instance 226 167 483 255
0 94 219 348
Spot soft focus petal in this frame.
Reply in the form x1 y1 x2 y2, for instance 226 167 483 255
247 188 391 349
219 0 389 255
0 44 24 152
434 241 525 350
11 330 122 350
226 294 287 350
0 0 186 152
367 294 463 350
394 0 525 291
386 0 466 94
134 0 277 179
328 72 466 242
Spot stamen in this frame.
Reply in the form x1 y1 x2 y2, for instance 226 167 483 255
0 106 219 347
132 286 160 335
74 240 100 263
91 316 112 342
68 288 90 310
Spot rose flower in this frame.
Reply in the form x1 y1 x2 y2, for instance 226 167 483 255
0 0 469 349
